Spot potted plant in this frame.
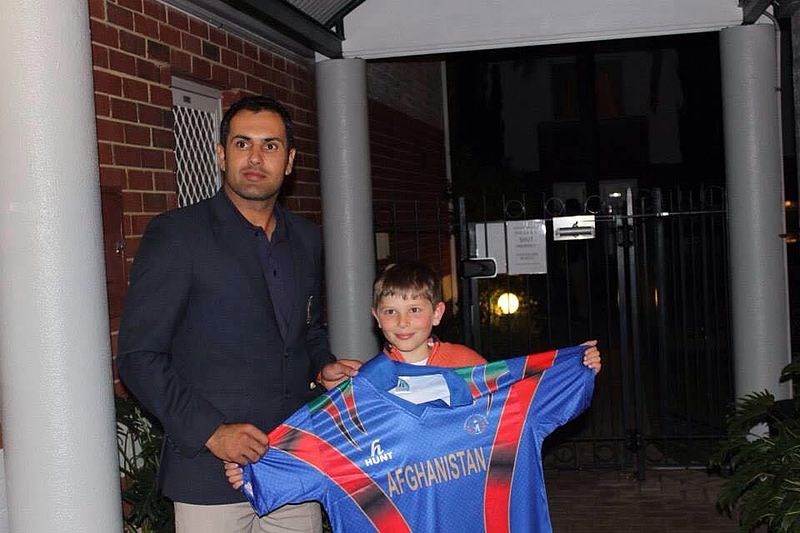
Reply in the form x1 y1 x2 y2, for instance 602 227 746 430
116 395 174 533
710 359 800 532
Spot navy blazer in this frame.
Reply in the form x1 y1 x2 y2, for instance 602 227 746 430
118 190 335 504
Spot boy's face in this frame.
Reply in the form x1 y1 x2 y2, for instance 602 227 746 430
372 293 446 361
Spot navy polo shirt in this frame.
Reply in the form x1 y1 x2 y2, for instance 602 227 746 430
228 197 295 339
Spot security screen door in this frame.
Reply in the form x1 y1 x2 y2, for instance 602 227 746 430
171 79 221 207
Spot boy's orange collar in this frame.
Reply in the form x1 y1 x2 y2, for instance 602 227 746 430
384 336 439 363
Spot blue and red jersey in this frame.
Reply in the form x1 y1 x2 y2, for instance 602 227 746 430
242 345 594 532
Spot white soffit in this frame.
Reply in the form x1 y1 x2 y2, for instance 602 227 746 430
341 0 743 59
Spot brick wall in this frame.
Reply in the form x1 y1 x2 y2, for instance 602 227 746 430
88 0 320 390
367 61 444 129
367 61 452 278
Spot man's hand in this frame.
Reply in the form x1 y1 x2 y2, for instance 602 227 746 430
317 359 362 390
224 461 245 491
205 423 269 464
580 340 602 374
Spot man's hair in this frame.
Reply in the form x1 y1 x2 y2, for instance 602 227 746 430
372 261 443 308
219 95 294 150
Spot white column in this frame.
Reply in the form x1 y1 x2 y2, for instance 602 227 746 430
316 58 379 360
0 451 7 533
720 24 792 400
0 0 123 531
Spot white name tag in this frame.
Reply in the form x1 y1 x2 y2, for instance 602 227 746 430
388 374 451 406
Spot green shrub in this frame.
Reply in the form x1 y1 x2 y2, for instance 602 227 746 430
710 359 800 533
116 395 174 533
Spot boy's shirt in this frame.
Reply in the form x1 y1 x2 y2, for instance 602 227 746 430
384 338 487 367
242 346 594 532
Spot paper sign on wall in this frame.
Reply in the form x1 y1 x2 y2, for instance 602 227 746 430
473 220 547 275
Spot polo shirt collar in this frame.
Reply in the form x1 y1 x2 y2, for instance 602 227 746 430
221 191 288 241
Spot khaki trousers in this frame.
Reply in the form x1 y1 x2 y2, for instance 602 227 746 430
174 501 322 533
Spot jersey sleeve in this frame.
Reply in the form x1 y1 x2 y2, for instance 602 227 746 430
241 406 329 516
530 345 595 438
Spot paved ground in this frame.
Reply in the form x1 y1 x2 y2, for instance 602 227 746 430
546 468 739 532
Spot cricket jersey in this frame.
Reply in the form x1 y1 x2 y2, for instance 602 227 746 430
242 345 595 532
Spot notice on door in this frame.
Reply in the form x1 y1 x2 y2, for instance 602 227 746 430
473 220 547 275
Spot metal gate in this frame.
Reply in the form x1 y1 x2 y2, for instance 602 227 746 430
456 187 734 477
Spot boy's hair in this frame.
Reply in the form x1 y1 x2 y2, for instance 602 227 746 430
372 261 443 308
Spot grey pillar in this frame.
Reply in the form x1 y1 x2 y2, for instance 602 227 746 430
792 3 800 202
316 59 379 360
0 0 123 531
720 24 792 400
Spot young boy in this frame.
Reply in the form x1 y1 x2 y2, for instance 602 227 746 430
371 261 601 370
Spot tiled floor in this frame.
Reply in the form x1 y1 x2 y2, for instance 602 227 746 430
546 468 738 532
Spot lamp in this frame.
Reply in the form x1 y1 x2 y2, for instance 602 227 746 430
495 292 520 315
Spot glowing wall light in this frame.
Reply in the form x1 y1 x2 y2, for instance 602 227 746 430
495 292 520 316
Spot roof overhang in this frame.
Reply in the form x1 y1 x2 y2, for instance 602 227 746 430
176 1 750 62
221 0 344 58
166 0 366 59
741 0 774 23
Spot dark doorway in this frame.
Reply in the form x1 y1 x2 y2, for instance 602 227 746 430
447 33 733 477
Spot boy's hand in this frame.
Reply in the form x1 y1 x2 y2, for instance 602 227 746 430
580 340 602 374
224 461 245 491
318 360 362 390
205 423 269 463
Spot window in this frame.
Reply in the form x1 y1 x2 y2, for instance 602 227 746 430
171 79 221 207
551 62 578 120
549 57 624 120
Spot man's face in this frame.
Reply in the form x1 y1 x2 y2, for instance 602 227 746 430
216 110 296 205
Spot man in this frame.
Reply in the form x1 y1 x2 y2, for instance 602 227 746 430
118 95 360 532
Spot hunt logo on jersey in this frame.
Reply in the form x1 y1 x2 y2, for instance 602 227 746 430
464 414 488 435
395 378 410 393
364 439 394 467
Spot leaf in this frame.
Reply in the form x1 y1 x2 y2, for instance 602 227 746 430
780 359 800 383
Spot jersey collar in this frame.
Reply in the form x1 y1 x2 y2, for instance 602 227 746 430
359 353 476 411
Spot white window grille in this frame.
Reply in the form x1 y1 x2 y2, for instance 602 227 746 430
171 79 222 207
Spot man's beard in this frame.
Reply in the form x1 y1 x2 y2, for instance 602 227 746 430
224 170 283 202
230 184 280 201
